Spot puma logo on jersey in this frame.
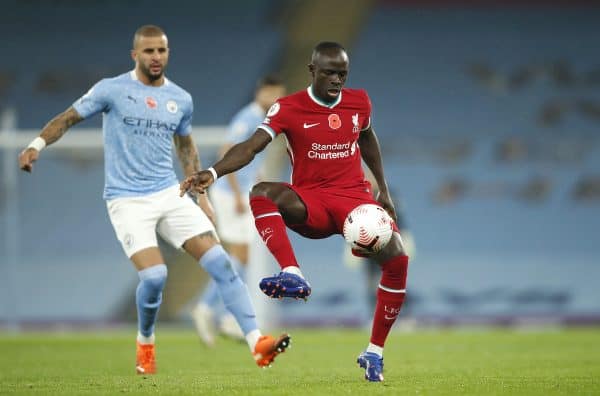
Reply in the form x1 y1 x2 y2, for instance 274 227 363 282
303 122 320 129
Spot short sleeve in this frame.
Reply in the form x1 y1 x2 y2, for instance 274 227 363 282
257 101 287 140
361 90 372 131
72 80 110 119
176 96 193 136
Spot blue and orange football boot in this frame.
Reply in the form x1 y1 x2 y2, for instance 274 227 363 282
253 333 291 367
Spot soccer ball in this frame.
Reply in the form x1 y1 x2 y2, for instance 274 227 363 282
343 204 394 255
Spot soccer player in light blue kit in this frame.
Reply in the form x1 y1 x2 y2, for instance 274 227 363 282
18 25 289 374
191 76 285 345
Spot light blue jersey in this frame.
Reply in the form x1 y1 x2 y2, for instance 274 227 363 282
73 71 193 200
212 102 265 195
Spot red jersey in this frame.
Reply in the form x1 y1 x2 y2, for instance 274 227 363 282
258 87 372 190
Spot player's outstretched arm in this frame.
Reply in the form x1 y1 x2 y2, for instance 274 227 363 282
174 134 216 224
358 126 397 221
180 129 271 196
18 107 83 173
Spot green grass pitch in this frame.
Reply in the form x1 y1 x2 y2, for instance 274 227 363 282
1 327 599 395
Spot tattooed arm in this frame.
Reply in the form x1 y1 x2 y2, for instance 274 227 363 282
173 134 216 224
18 106 83 173
173 134 201 178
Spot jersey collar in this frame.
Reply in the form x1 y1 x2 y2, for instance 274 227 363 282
307 85 342 109
129 70 169 86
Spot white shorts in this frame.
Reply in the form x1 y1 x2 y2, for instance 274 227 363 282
210 187 254 245
106 185 216 258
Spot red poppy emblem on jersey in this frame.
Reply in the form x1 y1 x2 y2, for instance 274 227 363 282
328 114 342 130
145 97 157 109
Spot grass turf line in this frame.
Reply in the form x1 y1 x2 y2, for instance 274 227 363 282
1 328 599 395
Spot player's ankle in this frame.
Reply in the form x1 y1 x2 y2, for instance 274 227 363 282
366 342 383 357
246 329 262 351
137 332 155 345
282 265 304 279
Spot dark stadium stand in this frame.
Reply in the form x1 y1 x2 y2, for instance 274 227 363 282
0 0 283 127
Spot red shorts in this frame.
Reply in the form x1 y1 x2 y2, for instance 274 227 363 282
285 183 395 239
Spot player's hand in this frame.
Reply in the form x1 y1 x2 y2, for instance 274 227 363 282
377 190 397 222
18 148 40 173
180 170 214 196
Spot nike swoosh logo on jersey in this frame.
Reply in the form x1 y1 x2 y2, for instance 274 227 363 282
303 122 320 129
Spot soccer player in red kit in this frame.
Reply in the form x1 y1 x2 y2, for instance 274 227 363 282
181 42 409 382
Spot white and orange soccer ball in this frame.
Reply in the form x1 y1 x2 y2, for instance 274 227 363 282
343 204 394 255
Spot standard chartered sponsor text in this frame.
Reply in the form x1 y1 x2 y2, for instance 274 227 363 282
308 141 354 159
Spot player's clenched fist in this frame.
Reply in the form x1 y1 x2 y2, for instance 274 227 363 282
18 148 40 173
180 170 215 196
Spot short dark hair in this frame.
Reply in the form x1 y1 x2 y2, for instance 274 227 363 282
314 41 345 53
133 25 166 48
311 41 346 62
256 73 284 89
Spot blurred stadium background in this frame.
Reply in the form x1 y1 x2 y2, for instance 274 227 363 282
1 0 600 334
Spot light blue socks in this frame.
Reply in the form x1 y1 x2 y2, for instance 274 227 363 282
200 255 246 309
136 264 168 337
199 245 257 335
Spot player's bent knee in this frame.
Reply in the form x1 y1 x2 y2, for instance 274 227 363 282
183 231 219 261
250 182 289 203
199 245 239 284
144 277 166 294
250 182 273 198
375 233 406 263
137 264 168 300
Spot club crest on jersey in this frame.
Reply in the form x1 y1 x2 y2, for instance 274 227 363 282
145 96 157 109
166 100 178 114
328 113 341 130
123 234 134 249
267 102 280 117
352 113 360 133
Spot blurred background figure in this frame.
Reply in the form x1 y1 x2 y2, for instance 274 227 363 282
190 75 286 346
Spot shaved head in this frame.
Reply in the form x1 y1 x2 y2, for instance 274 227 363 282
133 25 167 49
311 41 347 64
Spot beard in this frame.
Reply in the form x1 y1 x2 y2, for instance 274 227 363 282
140 63 164 81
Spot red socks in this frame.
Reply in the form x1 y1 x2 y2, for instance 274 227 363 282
250 196 299 269
370 254 409 347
